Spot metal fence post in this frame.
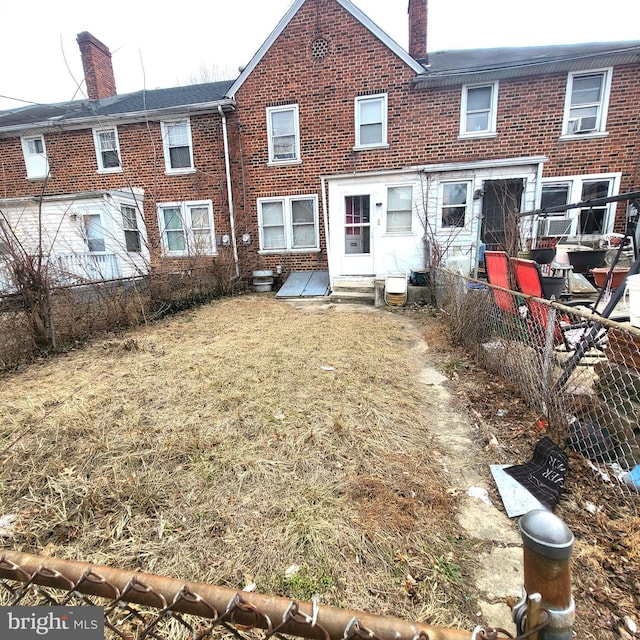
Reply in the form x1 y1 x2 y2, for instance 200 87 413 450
517 510 575 640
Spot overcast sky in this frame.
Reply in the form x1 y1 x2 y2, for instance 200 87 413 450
1 0 639 111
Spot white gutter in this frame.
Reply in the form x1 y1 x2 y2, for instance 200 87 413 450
530 159 545 248
0 101 236 136
321 176 330 281
322 156 549 181
218 105 240 278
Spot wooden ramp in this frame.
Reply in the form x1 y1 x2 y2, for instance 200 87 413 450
276 271 330 298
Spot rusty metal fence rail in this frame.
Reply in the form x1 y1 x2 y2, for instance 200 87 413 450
0 550 491 640
433 268 640 495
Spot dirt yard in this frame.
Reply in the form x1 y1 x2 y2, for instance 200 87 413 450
0 294 638 639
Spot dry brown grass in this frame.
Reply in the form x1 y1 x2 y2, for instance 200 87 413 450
0 295 475 628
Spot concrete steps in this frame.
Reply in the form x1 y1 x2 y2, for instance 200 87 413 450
329 277 376 305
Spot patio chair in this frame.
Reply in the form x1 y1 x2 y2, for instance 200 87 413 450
512 258 602 352
484 251 518 315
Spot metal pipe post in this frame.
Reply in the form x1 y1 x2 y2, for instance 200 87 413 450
519 510 575 640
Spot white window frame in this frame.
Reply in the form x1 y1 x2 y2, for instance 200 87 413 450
385 185 413 234
439 181 472 230
459 82 498 138
93 126 122 173
257 195 319 253
561 68 612 138
160 119 194 174
354 93 388 149
266 104 300 165
21 135 49 179
121 204 142 253
537 173 620 238
157 200 216 256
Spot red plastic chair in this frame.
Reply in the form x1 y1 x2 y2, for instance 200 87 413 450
512 258 577 349
484 251 518 315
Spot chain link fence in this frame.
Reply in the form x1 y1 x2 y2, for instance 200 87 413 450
433 267 640 494
0 551 499 640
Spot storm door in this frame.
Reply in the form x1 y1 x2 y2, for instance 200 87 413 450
481 179 524 254
343 194 374 274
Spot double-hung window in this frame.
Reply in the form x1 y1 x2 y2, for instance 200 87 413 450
158 201 215 256
355 93 387 149
267 105 300 163
441 182 470 228
93 127 122 172
258 195 318 252
539 175 617 237
386 186 413 233
83 213 106 252
579 180 612 235
460 82 498 137
121 205 142 253
562 69 611 136
538 183 573 237
21 135 49 179
161 119 194 173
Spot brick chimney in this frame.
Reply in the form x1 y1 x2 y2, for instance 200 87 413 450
408 0 428 63
77 32 117 101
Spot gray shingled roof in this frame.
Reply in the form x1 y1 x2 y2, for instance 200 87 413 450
0 80 236 133
415 41 640 87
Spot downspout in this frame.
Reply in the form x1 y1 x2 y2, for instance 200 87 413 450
321 176 331 283
531 160 545 250
218 105 240 279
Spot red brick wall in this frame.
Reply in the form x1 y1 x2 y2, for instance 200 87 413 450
230 0 640 274
0 116 232 268
77 32 117 101
408 0 428 61
2 0 639 278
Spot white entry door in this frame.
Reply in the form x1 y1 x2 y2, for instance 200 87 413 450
342 194 374 275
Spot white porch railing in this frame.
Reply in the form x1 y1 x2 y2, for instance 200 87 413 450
55 252 122 283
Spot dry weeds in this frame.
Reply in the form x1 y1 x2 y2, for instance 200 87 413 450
0 295 476 629
403 305 640 640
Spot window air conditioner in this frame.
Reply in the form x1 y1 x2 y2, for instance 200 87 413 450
538 218 572 237
569 116 598 134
